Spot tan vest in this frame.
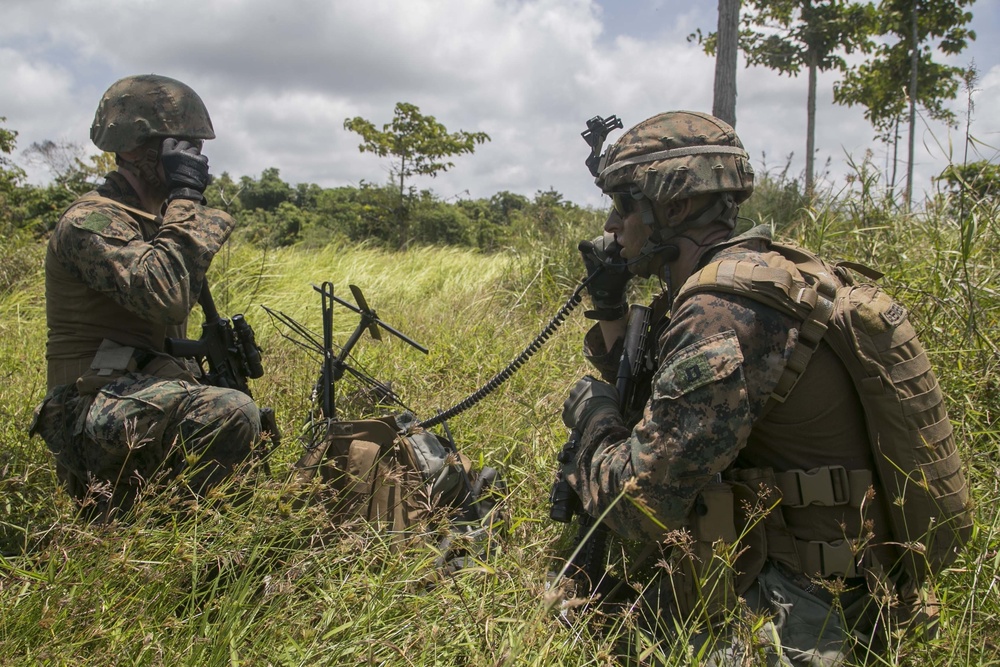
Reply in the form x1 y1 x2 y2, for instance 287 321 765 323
681 243 971 584
45 196 187 390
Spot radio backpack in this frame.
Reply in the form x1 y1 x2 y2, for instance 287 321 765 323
293 412 506 571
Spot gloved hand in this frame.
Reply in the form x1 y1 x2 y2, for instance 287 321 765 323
562 375 619 433
580 231 631 320
161 138 210 202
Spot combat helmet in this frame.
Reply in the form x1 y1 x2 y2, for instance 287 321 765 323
596 110 754 213
90 74 215 153
592 111 754 279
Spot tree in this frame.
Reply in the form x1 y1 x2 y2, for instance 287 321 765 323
0 118 26 235
0 118 25 193
833 0 976 208
238 167 294 212
713 0 741 127
344 102 490 249
204 171 244 213
23 140 112 194
692 0 876 196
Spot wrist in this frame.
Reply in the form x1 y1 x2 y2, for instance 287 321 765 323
576 399 620 434
167 187 206 204
585 304 627 321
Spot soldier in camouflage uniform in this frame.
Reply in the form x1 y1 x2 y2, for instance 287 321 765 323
30 75 260 521
560 111 935 665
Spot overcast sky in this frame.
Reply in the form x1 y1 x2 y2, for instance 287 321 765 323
2 0 997 208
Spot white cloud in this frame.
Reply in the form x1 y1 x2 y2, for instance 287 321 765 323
0 0 996 207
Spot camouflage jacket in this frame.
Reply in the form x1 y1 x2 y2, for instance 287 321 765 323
569 225 869 543
44 172 235 390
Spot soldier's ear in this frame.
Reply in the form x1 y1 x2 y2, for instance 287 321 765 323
661 199 693 227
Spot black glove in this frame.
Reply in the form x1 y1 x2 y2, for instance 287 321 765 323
161 138 210 202
580 232 631 320
562 375 619 433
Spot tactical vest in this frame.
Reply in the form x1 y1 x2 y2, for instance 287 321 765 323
45 195 185 390
677 242 972 587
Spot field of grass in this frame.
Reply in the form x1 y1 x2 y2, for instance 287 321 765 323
1 187 998 665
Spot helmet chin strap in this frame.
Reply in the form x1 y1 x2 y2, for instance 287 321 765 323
118 144 170 203
629 192 738 278
626 198 679 278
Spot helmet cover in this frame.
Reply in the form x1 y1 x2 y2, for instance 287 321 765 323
90 74 215 153
596 111 754 205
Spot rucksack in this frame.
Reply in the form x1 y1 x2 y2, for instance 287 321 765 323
293 412 506 571
677 241 973 585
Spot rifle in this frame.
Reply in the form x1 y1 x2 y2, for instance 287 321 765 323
165 283 281 463
550 303 653 598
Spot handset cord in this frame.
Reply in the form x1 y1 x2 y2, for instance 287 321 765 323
418 272 598 429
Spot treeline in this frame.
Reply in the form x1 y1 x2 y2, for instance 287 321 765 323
2 116 996 259
204 168 596 251
0 125 598 254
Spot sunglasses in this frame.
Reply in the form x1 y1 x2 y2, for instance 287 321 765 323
610 189 641 217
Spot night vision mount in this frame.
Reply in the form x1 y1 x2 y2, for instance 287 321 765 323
582 114 623 177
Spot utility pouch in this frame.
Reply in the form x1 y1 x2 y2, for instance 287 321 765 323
664 480 766 623
294 417 420 535
139 353 200 384
30 383 83 444
76 339 137 396
76 340 200 397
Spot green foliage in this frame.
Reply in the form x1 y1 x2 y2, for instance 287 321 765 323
344 102 491 249
690 1 876 83
691 0 877 194
0 130 113 237
737 0 875 75
0 118 27 238
237 201 323 248
203 171 245 213
238 167 295 212
936 159 1000 201
344 102 491 184
833 0 976 136
739 158 812 233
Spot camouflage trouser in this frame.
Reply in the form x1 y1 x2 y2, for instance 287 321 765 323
628 562 926 666
32 373 260 519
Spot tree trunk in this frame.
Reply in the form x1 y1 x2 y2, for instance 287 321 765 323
805 60 817 197
889 117 900 203
398 158 408 250
713 0 740 127
905 0 919 211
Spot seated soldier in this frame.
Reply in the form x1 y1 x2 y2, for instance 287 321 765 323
560 110 969 664
31 74 260 521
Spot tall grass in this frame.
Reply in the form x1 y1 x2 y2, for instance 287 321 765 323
1 176 998 665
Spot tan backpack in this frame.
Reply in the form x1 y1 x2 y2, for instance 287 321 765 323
677 241 973 586
293 413 505 569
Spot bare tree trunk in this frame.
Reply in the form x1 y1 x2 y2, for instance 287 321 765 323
905 0 919 211
713 0 740 127
398 157 408 250
889 117 900 203
806 60 817 197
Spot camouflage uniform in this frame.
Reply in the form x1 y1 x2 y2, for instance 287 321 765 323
562 112 918 665
31 171 260 518
569 224 891 663
572 224 884 539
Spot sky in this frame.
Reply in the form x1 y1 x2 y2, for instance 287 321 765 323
1 0 997 209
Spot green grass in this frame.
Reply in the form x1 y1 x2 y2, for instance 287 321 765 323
1 190 999 665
